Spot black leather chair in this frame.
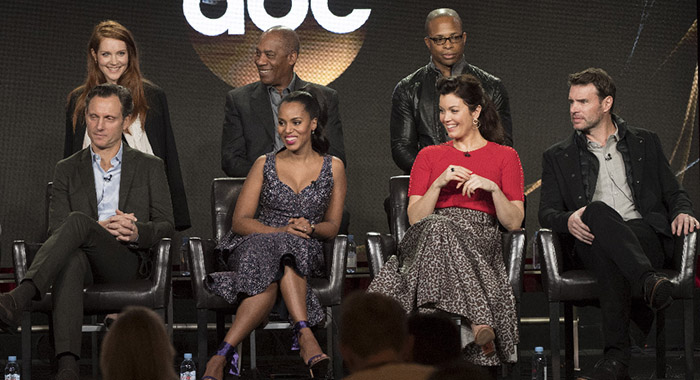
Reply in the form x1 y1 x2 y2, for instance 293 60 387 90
187 178 347 378
12 183 173 380
366 175 525 378
535 228 697 380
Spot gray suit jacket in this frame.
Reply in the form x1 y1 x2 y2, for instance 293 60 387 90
221 76 346 177
49 145 174 249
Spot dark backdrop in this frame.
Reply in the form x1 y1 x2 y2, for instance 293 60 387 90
1 0 697 266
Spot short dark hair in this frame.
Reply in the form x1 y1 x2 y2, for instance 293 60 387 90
568 67 616 111
263 25 300 54
85 83 134 119
425 8 462 36
340 292 408 359
437 74 505 144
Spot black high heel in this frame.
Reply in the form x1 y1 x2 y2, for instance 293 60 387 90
292 321 330 378
201 341 240 380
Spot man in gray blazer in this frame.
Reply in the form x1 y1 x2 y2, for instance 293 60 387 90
221 26 346 177
0 84 173 380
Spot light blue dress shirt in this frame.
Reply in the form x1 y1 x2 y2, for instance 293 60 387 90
91 144 123 221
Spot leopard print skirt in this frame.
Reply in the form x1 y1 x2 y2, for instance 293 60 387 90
368 207 518 366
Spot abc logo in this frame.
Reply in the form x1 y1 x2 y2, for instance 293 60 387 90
183 0 371 87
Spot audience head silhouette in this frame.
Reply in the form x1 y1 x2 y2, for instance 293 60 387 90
100 306 177 380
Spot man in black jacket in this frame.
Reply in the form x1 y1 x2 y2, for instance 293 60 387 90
390 8 512 174
538 68 697 380
221 26 346 177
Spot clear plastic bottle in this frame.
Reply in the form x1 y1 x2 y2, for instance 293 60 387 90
180 353 196 380
4 356 20 380
531 346 547 380
346 235 357 273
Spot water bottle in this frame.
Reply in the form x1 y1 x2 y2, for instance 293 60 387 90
180 353 195 380
180 237 190 276
531 346 547 380
346 235 357 273
4 356 20 380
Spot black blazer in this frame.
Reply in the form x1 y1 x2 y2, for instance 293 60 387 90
221 76 346 177
51 145 174 249
539 115 694 240
65 81 191 231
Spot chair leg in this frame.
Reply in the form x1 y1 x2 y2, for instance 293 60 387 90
550 302 561 380
167 289 174 339
683 298 693 380
656 310 666 378
91 315 99 379
197 310 208 370
250 329 257 370
564 304 574 380
216 312 225 342
511 301 521 380
22 311 32 380
331 305 343 380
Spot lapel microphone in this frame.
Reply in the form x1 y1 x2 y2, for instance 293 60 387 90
464 152 471 157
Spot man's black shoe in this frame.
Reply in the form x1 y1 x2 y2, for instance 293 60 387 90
577 358 631 380
643 272 673 311
0 293 22 333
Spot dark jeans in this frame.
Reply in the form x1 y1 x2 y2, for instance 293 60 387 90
24 212 140 357
575 201 666 364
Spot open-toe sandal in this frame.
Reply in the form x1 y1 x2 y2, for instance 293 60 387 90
293 321 331 379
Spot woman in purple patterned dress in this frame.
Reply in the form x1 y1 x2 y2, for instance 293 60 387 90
201 89 347 379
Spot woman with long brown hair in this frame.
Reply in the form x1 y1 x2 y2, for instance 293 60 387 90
65 20 190 231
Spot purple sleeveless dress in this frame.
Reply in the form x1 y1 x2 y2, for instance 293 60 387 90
206 153 333 326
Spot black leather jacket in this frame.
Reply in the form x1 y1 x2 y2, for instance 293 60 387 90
390 58 513 173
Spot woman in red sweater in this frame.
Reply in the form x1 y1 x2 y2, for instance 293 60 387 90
369 74 523 367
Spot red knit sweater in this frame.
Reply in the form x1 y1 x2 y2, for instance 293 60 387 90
408 141 524 216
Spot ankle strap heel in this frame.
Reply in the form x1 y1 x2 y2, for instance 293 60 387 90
291 320 311 351
217 341 240 377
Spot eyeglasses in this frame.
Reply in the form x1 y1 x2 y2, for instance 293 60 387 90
426 34 463 45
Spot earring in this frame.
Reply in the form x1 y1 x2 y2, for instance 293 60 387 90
472 119 481 128
312 130 315 135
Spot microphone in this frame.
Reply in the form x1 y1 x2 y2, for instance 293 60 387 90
605 153 612 161
104 174 113 182
464 152 471 157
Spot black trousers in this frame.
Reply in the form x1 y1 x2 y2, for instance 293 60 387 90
576 201 666 364
24 212 140 357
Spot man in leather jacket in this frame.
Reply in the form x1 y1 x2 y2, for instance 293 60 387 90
538 68 697 380
390 8 513 174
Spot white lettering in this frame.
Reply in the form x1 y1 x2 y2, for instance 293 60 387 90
310 0 370 34
183 0 371 35
248 0 308 32
183 0 244 36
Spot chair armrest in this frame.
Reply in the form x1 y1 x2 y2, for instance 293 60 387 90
149 238 172 307
324 235 347 306
503 230 526 302
535 229 565 301
672 231 697 299
187 237 217 306
366 232 396 279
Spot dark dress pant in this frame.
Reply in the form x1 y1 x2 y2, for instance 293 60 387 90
23 212 140 357
575 201 665 364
